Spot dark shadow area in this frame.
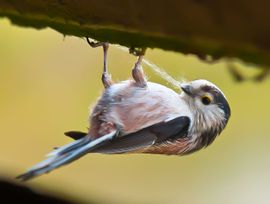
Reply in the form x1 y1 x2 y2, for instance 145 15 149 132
0 178 94 204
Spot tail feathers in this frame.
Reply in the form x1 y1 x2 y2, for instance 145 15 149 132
16 131 117 181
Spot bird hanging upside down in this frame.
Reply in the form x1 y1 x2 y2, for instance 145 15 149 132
17 40 231 181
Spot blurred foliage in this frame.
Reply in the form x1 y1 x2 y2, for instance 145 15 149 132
0 19 270 204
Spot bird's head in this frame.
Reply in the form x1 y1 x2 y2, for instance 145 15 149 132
180 79 231 149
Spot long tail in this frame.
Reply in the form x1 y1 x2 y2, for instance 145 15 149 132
16 131 116 181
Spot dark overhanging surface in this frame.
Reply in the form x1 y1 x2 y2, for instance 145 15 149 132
1 0 270 67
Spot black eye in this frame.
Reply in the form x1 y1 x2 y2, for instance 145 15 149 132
201 96 211 105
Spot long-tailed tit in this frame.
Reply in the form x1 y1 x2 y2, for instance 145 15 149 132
17 41 231 181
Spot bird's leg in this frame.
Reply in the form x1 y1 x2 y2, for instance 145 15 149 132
86 38 113 89
130 47 147 87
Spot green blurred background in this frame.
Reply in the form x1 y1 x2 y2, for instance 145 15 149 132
1 18 270 204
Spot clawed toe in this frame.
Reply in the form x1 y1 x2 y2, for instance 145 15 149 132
129 47 146 56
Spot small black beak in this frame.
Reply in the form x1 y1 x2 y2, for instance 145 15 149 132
180 84 193 95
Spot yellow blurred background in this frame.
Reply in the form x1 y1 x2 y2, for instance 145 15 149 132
0 18 270 204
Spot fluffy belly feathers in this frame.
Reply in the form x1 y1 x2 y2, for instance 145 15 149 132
89 81 190 137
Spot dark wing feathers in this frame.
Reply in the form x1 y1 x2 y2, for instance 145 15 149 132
64 116 190 154
93 132 157 153
149 116 190 143
93 116 190 154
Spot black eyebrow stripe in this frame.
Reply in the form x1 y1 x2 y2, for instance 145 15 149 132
201 85 220 95
200 85 212 92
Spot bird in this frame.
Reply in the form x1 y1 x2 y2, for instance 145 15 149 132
17 40 231 181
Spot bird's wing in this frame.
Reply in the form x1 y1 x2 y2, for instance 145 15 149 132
92 116 190 154
17 116 190 181
63 116 190 154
